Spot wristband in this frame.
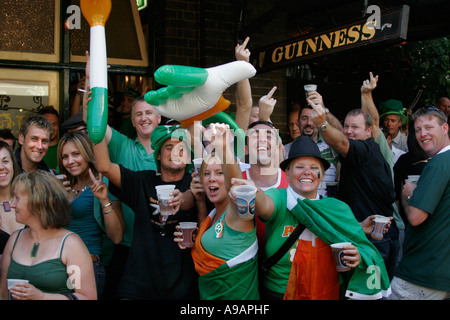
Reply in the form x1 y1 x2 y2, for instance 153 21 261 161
102 201 112 209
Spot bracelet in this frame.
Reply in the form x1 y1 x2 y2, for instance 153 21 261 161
103 208 114 215
102 201 112 209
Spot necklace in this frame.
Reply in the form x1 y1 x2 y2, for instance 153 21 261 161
71 183 90 195
30 242 40 258
1 200 11 212
214 217 224 239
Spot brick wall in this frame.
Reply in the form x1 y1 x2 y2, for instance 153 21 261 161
149 0 290 142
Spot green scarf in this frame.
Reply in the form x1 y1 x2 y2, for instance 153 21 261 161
290 196 391 299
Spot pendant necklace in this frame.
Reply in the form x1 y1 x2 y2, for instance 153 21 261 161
30 242 40 258
214 218 223 238
71 183 90 195
1 200 11 212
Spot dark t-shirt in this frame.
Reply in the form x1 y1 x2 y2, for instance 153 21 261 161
393 153 427 225
110 165 198 300
337 138 397 236
0 229 9 254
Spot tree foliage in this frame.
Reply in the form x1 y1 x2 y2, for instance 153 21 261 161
404 36 450 105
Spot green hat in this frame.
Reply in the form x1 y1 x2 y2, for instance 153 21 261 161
202 112 245 160
379 99 407 124
151 125 193 173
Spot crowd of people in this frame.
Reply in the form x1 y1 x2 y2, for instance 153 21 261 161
0 37 448 301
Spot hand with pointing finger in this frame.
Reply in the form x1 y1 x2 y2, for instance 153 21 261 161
259 86 277 122
235 36 251 62
308 93 327 129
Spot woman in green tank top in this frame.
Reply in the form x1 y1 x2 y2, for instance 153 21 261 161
0 170 97 300
175 123 259 300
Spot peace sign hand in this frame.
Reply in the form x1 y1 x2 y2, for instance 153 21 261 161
89 169 108 201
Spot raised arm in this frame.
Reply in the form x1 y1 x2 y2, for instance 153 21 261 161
361 72 381 140
93 136 121 189
234 37 253 131
258 86 277 122
307 91 343 131
309 94 350 157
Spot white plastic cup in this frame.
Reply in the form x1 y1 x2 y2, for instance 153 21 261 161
193 158 203 173
155 184 175 198
7 279 29 289
371 215 391 240
179 222 198 248
155 185 175 216
7 279 29 300
55 174 65 182
330 242 351 272
304 84 317 97
407 175 420 184
234 185 257 220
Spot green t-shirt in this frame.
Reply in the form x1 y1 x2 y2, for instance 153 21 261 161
201 211 256 261
43 144 58 173
108 128 157 246
262 188 300 294
396 148 450 291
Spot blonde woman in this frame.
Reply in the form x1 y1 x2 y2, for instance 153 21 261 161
58 131 124 298
0 170 96 299
176 123 259 300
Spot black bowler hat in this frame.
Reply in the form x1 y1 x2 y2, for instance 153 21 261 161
61 112 86 132
280 136 330 171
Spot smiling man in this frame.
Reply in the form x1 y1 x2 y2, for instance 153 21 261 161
309 99 398 279
390 106 450 300
296 104 340 196
93 124 197 300
14 115 53 173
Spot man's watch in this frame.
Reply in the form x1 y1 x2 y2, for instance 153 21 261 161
318 121 328 132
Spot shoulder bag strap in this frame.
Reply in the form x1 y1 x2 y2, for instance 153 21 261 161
260 222 306 273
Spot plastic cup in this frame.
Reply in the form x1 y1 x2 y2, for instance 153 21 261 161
407 175 420 184
326 182 338 198
330 242 351 272
371 215 391 240
7 279 29 289
193 158 203 173
155 184 175 197
179 222 198 248
304 84 317 97
234 185 257 220
7 279 29 300
155 185 175 216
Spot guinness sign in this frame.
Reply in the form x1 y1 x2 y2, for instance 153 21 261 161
251 5 410 73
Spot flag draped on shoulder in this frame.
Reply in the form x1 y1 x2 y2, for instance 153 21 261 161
191 210 259 300
288 197 391 300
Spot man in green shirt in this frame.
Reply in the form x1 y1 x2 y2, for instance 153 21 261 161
390 106 450 300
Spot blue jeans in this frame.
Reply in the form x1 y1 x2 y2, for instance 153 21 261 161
93 260 106 299
370 237 400 281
